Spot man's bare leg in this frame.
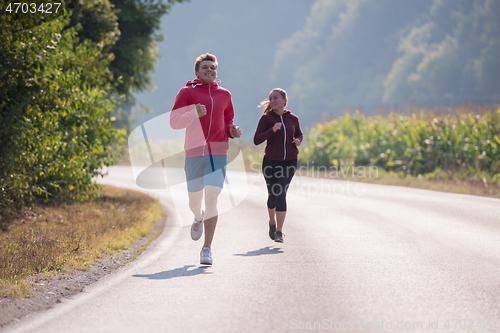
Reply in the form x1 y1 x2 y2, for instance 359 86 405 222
203 185 222 249
188 190 204 221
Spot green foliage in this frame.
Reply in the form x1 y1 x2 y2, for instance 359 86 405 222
300 106 500 177
110 0 169 96
269 0 499 125
65 0 120 48
0 6 126 219
94 0 187 130
0 0 188 220
383 0 500 104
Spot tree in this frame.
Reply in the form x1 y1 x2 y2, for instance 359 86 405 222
0 2 125 220
1 0 189 220
109 0 188 130
64 0 188 131
267 0 499 124
271 0 433 121
383 0 500 105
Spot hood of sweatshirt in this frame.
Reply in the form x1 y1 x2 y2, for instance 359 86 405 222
268 110 291 118
185 78 220 88
170 78 234 158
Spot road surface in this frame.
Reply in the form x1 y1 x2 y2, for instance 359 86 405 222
4 166 500 333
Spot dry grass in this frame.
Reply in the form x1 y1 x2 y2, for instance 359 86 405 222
238 143 500 198
299 166 500 198
0 186 164 297
373 172 500 198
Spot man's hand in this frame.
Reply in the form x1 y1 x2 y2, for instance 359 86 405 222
229 125 241 138
195 103 207 117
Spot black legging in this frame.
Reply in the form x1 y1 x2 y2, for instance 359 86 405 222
262 157 297 212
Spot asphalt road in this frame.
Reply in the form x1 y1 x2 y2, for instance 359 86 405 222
5 166 500 333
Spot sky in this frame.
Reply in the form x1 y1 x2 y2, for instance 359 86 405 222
132 0 315 141
131 0 500 142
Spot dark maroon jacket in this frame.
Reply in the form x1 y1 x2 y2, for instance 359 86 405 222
253 110 303 161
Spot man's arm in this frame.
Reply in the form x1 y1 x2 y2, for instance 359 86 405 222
224 95 241 138
170 89 198 130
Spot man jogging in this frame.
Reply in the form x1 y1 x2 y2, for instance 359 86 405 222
170 53 241 265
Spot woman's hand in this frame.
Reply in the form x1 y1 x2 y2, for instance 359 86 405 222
292 137 301 146
273 122 282 132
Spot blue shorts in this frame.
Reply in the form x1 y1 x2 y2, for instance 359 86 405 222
184 155 227 192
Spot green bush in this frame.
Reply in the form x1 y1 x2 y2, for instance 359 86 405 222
300 107 500 177
0 6 125 219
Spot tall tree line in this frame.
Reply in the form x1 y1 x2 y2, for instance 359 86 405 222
0 0 185 221
270 0 500 123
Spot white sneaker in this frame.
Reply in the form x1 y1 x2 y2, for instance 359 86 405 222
200 247 212 265
191 211 204 241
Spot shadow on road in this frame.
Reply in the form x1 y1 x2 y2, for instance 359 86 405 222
234 246 283 257
133 265 211 280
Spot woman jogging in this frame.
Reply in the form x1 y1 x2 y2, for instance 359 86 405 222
253 88 303 243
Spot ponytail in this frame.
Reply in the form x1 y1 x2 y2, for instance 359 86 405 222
258 100 273 114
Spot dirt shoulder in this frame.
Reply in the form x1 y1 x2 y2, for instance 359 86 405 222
0 219 164 330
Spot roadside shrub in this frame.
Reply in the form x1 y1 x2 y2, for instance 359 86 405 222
0 5 126 219
300 105 500 177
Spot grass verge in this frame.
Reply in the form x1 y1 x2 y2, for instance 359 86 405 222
294 166 500 198
0 185 164 298
237 142 500 198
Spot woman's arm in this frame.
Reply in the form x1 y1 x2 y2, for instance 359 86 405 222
253 116 275 145
294 116 304 143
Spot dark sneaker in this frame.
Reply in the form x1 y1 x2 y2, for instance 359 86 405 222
274 231 283 243
269 223 276 240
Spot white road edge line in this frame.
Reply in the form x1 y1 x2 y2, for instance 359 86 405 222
5 198 181 333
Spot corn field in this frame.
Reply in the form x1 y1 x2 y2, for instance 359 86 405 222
300 105 500 178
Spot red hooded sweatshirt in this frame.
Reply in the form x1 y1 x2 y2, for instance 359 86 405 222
254 110 303 161
170 79 235 158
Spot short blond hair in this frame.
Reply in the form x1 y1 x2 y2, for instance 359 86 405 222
195 53 218 72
